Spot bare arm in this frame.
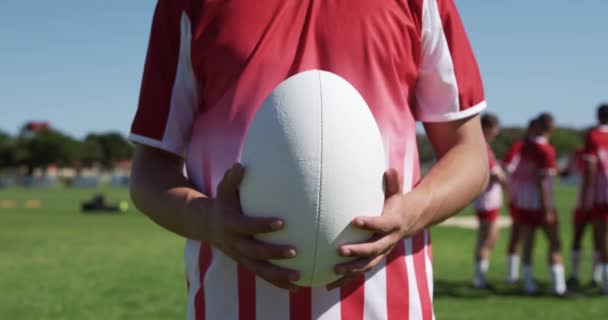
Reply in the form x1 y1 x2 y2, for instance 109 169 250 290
129 145 212 241
581 160 596 210
537 173 551 214
130 144 300 290
407 114 489 230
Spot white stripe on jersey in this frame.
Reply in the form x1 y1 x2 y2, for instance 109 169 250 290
405 238 423 320
424 230 434 302
205 248 239 320
363 259 388 319
186 240 201 320
311 287 341 320
256 276 289 319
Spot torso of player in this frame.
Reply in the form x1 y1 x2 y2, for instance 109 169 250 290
130 1 486 319
511 137 556 211
586 126 608 207
184 1 426 194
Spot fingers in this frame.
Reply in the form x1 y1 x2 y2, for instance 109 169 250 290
338 234 396 258
226 215 284 235
217 163 244 199
351 215 400 234
383 168 402 198
231 237 297 260
335 255 385 277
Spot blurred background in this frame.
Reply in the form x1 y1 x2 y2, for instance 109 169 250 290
1 0 607 319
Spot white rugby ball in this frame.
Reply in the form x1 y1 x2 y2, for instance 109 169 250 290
240 70 386 287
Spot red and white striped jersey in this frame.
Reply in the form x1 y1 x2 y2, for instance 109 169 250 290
474 146 503 211
130 0 485 319
503 139 525 174
511 137 557 211
584 125 608 207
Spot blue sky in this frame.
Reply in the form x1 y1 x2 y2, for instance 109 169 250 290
1 0 606 138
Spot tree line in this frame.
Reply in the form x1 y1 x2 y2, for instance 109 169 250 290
0 127 133 174
0 124 585 174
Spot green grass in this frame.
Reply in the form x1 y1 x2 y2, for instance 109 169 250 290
1 184 606 319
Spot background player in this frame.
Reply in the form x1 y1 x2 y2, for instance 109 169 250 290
581 104 608 294
511 113 568 296
561 134 602 287
473 114 507 289
502 118 538 284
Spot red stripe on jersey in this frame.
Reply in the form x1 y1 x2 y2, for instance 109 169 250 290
413 233 433 320
238 266 256 320
290 287 311 320
194 244 213 320
340 275 365 320
386 240 409 320
436 0 484 110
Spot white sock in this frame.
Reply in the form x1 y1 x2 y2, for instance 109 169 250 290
602 264 608 293
507 254 520 282
474 260 489 287
550 264 567 295
570 250 581 279
593 252 602 283
523 265 537 292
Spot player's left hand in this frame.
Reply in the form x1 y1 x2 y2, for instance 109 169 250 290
326 168 421 291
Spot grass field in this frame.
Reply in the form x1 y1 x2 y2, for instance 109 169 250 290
1 184 607 319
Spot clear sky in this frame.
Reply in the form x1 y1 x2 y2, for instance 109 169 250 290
1 0 606 138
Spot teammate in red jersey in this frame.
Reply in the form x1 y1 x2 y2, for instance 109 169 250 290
562 140 602 287
128 1 490 318
581 104 608 294
511 113 568 296
472 114 507 289
503 118 538 284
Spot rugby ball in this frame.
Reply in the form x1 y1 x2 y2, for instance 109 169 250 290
240 70 386 287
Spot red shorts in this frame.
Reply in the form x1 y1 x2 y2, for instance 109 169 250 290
590 205 608 222
513 208 557 226
573 208 592 225
476 209 499 222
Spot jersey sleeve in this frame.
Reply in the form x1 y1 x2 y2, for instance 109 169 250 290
502 141 521 173
414 0 486 122
129 0 200 158
538 146 558 176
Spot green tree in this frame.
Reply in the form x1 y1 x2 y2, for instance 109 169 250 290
0 130 16 170
94 132 134 168
79 134 104 167
15 129 81 174
550 127 583 157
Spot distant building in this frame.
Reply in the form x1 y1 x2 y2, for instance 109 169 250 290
20 121 50 137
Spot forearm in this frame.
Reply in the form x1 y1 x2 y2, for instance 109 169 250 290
405 138 488 231
537 176 550 212
581 162 596 208
130 146 212 241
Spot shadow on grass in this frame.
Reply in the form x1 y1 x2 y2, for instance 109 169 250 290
434 279 602 299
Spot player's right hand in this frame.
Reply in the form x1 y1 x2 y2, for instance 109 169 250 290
206 163 301 291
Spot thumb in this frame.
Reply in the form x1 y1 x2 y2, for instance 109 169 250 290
217 163 245 200
383 168 402 199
